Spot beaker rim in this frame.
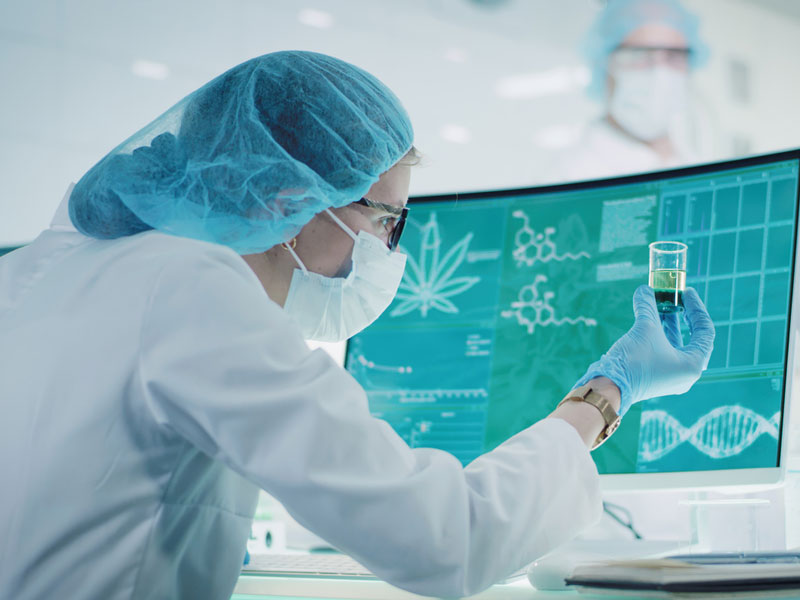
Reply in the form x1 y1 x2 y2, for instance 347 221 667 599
649 241 688 252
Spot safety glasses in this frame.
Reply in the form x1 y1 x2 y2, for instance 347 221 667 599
611 45 692 70
355 198 408 251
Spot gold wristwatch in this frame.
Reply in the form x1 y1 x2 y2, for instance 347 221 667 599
557 383 621 450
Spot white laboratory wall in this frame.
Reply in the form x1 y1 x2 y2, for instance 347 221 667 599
684 0 800 158
0 0 594 246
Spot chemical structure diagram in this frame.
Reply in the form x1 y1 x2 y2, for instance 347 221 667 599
638 406 780 462
510 210 590 267
501 274 597 334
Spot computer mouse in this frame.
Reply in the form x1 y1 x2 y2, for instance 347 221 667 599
526 554 577 590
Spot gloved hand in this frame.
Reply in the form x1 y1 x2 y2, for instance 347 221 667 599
573 285 715 416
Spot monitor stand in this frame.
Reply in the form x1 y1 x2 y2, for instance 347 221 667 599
527 490 786 590
683 490 776 552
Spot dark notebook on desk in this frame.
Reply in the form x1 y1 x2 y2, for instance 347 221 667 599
566 551 800 595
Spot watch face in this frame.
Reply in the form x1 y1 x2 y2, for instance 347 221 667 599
594 419 620 449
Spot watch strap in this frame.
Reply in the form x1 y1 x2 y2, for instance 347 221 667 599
558 384 621 450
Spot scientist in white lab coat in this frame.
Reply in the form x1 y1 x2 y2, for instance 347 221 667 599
560 0 710 181
0 50 714 599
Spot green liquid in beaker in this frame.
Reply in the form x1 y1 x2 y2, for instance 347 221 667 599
649 269 686 313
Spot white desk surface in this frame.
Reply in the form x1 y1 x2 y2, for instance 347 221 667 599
232 571 800 600
232 575 582 599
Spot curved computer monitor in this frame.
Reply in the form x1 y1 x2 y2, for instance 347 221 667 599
345 150 800 491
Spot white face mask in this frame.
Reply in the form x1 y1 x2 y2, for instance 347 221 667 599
608 65 688 142
282 209 407 342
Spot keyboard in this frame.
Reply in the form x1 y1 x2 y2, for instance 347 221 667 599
242 552 378 579
242 551 529 583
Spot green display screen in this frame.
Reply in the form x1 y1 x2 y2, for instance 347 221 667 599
346 155 799 475
0 246 20 257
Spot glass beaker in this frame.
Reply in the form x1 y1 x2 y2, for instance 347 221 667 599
649 241 687 313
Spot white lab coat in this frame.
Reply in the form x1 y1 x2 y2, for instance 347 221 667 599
557 119 700 182
0 186 602 599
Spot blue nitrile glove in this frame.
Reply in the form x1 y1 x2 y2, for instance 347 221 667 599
573 285 715 416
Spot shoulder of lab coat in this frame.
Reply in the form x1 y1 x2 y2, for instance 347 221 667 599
136 244 602 597
554 119 699 183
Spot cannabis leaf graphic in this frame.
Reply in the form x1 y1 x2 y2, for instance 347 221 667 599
390 212 480 318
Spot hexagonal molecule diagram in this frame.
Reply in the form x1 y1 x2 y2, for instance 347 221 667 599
501 274 597 334
511 210 590 267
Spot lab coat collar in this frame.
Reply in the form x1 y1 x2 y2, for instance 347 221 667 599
49 183 79 233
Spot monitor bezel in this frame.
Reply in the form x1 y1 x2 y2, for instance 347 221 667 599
352 149 800 492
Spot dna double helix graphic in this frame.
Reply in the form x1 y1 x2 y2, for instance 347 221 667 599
510 210 590 267
638 406 780 462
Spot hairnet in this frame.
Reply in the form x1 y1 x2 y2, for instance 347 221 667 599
69 51 414 254
583 0 709 100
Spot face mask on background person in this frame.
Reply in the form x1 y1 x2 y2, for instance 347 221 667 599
608 65 689 142
282 209 407 342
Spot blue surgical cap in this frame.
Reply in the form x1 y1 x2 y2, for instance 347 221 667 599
583 0 709 100
70 51 414 254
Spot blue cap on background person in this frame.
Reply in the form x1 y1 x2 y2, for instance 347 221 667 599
583 0 709 101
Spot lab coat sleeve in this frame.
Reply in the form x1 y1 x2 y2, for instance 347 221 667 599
137 248 602 597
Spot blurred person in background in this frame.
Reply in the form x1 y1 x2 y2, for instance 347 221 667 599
560 0 710 181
